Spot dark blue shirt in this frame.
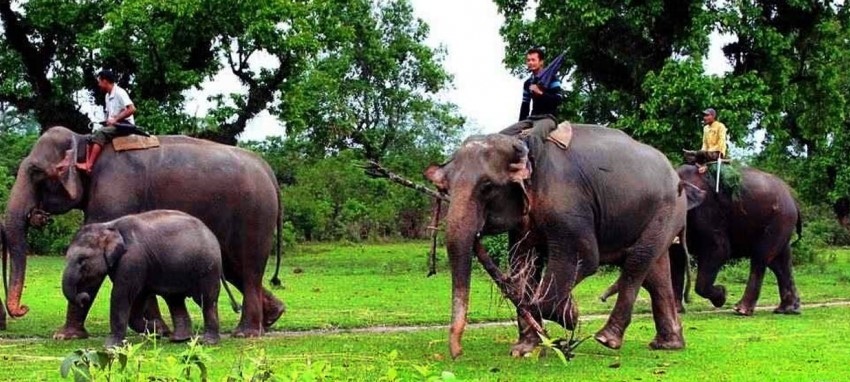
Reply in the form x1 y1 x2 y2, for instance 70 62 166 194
519 75 563 121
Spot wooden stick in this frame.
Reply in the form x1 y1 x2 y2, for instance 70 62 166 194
472 239 546 335
361 160 449 201
426 199 442 277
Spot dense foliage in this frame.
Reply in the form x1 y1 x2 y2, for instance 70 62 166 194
496 0 850 217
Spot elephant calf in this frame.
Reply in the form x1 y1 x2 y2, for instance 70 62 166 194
61 210 222 347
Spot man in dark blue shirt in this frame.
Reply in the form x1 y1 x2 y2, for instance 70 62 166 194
500 48 564 136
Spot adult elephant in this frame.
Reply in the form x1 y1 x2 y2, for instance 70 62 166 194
424 125 687 358
677 164 802 315
1 126 284 338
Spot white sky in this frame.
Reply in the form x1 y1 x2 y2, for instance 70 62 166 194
152 1 737 141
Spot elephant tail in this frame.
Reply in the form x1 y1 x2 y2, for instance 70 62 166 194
793 203 803 246
270 189 283 288
679 227 693 305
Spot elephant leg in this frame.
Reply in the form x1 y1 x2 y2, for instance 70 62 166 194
106 285 139 348
769 245 801 314
193 292 221 345
694 252 728 308
508 235 545 357
642 253 685 350
54 279 104 340
129 295 171 337
669 244 688 313
164 296 192 342
229 268 265 337
536 226 597 335
596 210 675 350
734 256 766 316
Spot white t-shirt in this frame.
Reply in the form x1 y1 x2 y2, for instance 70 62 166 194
105 85 135 125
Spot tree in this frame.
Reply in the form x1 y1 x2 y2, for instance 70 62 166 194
496 0 850 220
283 0 464 161
1 0 420 145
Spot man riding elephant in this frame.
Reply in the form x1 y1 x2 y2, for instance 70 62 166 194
693 108 728 174
500 48 564 138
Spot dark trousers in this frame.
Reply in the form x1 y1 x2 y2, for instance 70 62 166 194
499 115 557 139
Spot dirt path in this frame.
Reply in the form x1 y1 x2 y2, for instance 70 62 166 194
2 300 849 343
264 299 850 338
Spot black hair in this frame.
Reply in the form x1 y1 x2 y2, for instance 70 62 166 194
97 70 116 84
526 48 545 61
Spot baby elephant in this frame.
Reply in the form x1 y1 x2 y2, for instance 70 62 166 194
62 210 222 347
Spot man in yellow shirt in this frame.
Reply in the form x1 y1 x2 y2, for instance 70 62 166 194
698 108 727 173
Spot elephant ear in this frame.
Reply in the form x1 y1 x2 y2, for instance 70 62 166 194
508 141 531 183
682 181 707 210
424 164 449 191
101 227 127 270
54 136 83 202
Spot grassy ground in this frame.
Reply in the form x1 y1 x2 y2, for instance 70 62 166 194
1 242 849 381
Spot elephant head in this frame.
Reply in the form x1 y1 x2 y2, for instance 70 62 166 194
677 165 712 210
62 224 126 308
4 127 86 317
424 134 530 358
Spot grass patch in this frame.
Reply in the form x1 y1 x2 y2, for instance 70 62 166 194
1 242 849 380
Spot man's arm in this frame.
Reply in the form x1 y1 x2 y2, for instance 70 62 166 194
535 80 563 105
519 79 531 121
107 88 136 124
701 127 709 151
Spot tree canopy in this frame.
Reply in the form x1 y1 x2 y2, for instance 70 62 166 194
496 0 850 216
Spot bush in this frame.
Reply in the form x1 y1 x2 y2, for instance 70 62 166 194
792 203 850 265
26 211 84 256
481 234 509 266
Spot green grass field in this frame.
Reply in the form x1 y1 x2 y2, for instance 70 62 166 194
1 242 849 381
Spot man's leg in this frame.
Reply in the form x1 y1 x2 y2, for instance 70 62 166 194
499 120 533 136
530 117 556 137
77 126 114 173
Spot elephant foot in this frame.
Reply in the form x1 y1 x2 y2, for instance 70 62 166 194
169 330 192 343
130 318 172 337
773 302 801 315
594 327 624 350
709 286 727 308
232 326 263 338
202 332 221 345
262 300 286 330
53 326 89 340
733 303 755 316
104 335 125 348
0 320 6 331
649 334 685 350
510 337 540 358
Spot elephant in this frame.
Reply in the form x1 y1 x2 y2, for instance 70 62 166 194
677 164 803 316
1 126 284 339
62 210 222 347
424 125 687 358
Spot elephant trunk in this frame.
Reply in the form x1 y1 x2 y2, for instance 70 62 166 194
3 175 36 318
443 187 482 359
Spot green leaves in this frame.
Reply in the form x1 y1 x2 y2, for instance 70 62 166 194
497 0 850 211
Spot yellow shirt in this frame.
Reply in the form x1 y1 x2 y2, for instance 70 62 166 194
701 121 727 158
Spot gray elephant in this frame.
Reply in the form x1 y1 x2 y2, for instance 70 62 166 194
676 164 802 315
2 126 283 339
62 210 222 347
424 125 687 358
